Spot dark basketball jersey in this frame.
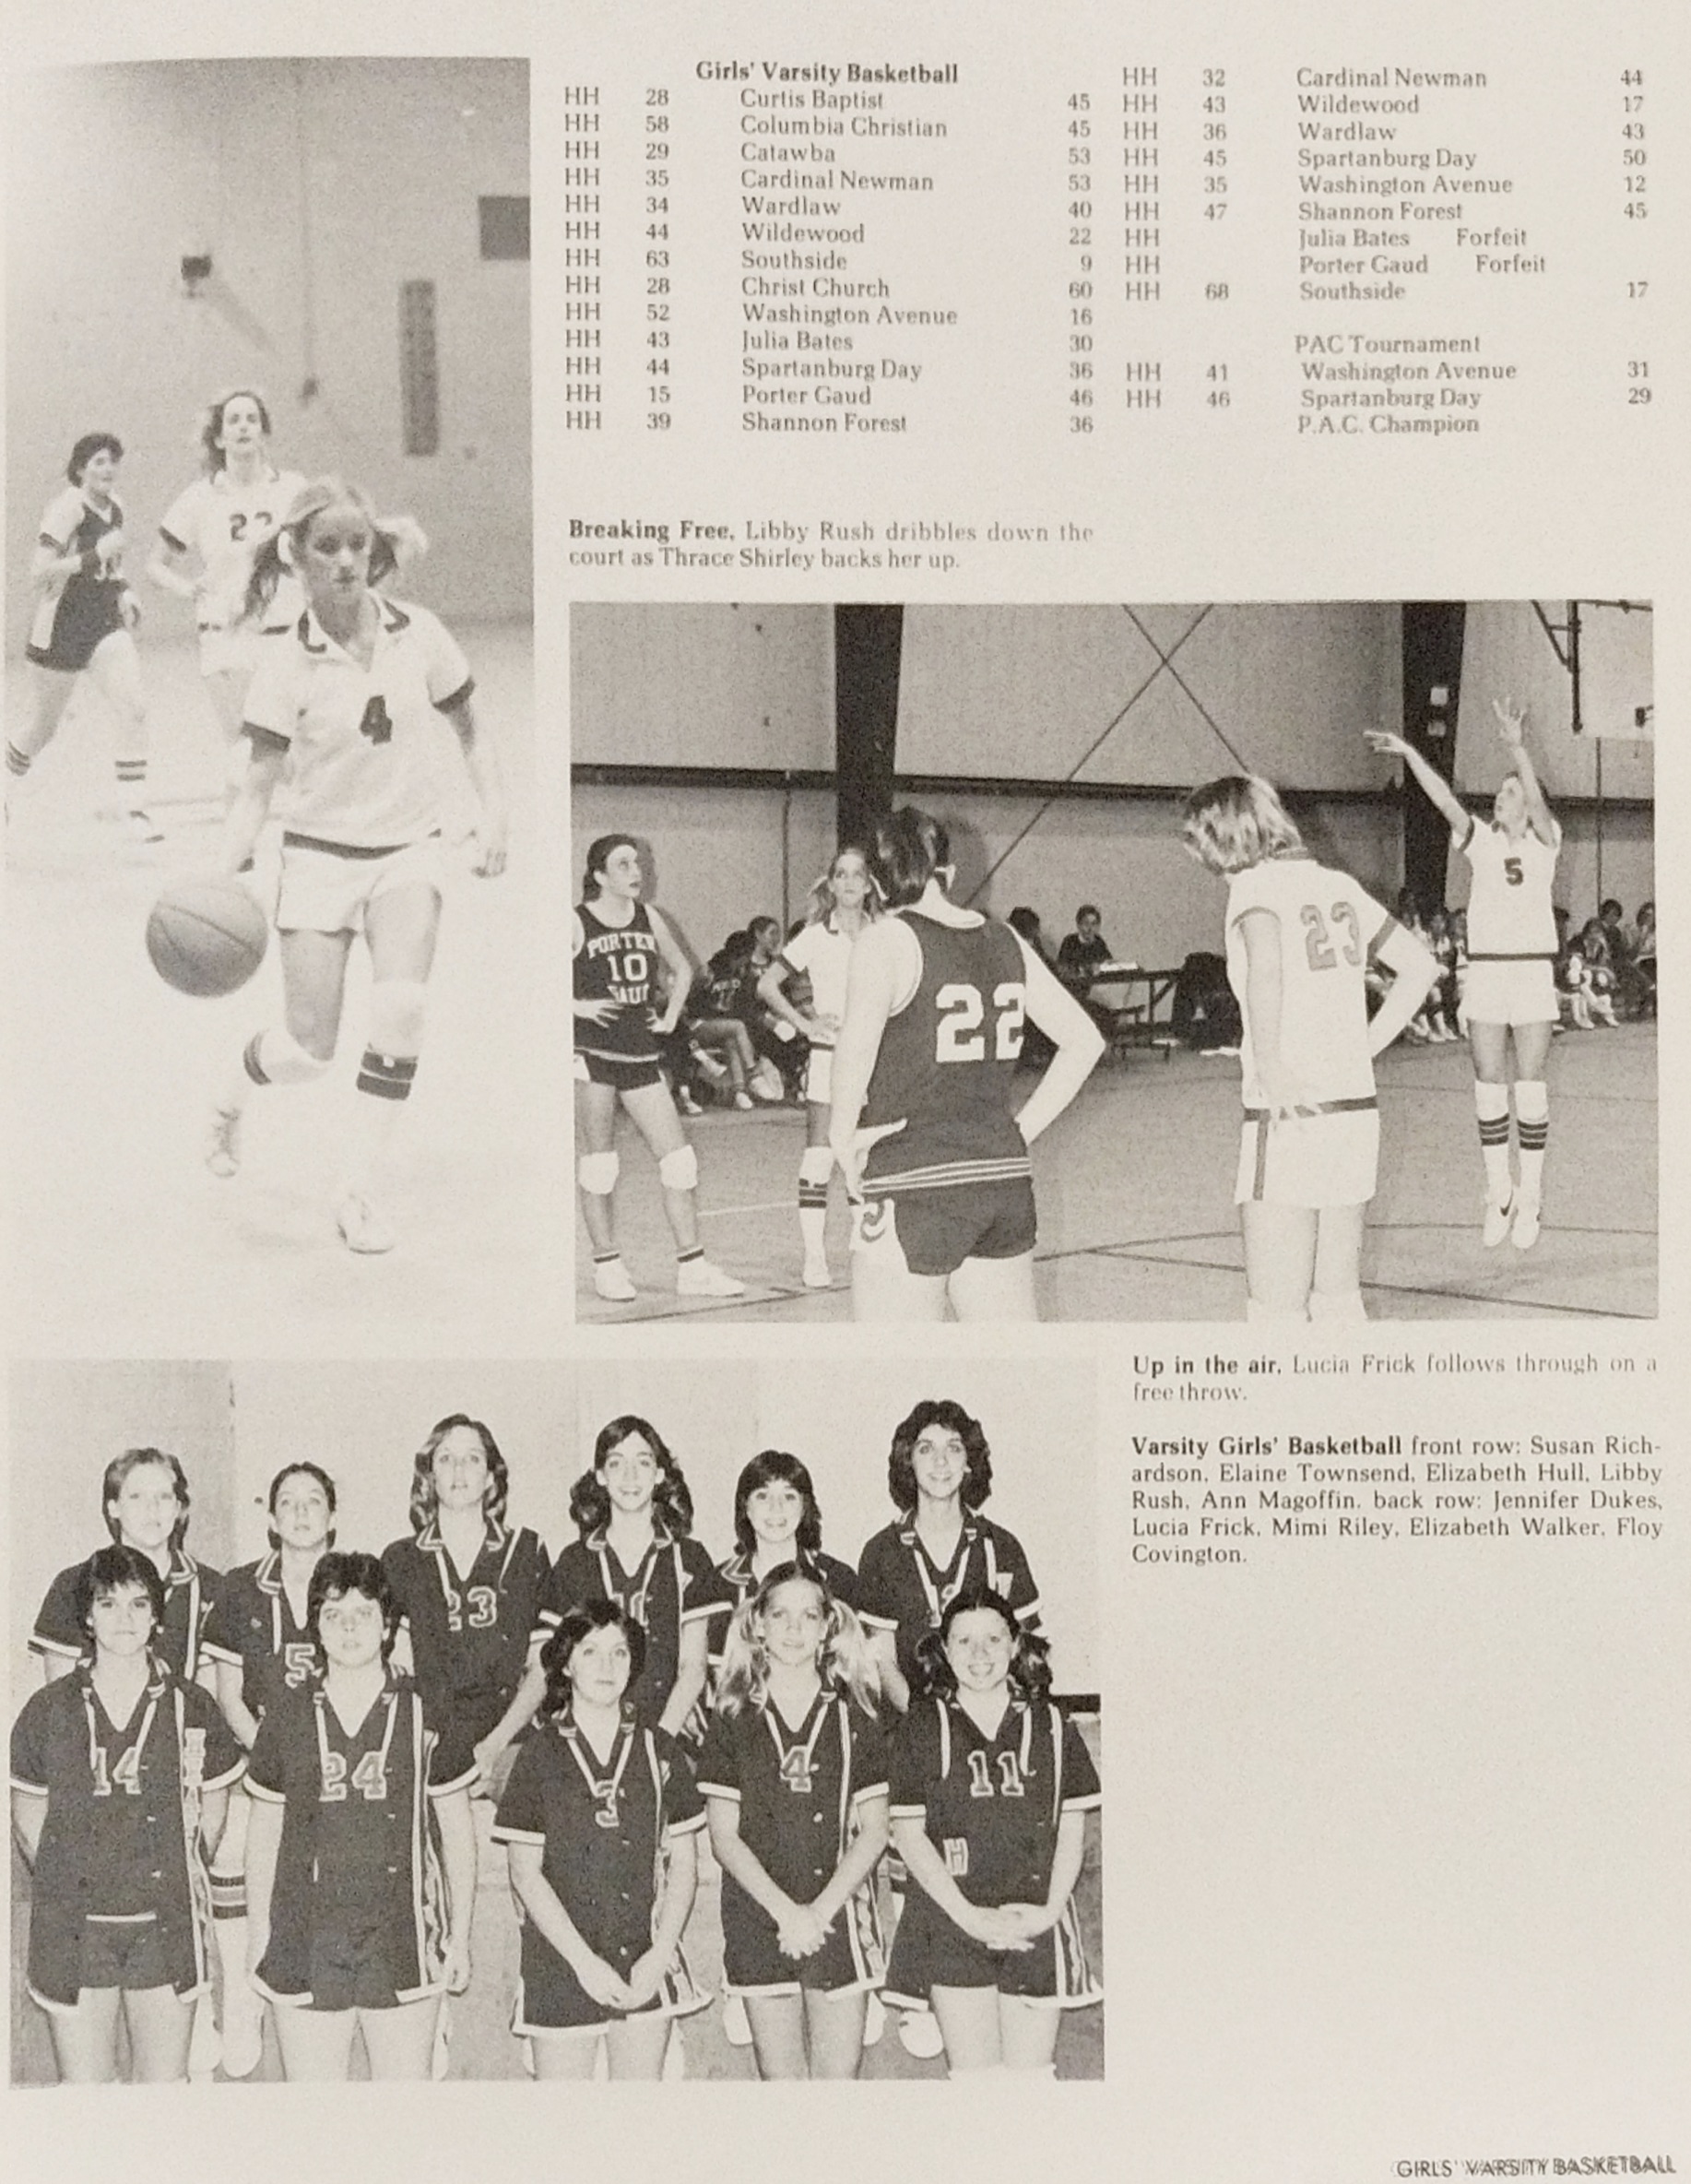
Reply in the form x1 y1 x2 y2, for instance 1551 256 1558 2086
575 900 663 1063
861 911 1032 1191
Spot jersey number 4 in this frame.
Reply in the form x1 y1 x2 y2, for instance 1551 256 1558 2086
358 695 395 745
779 1747 815 1796
936 981 1025 1063
1300 902 1363 973
320 1750 391 1802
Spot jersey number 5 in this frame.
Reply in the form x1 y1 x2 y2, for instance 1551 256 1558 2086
1504 857 1523 886
936 981 1025 1063
1301 901 1362 973
358 695 395 745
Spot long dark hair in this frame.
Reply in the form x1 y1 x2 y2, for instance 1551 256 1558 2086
733 1450 823 1559
570 1415 693 1538
887 1400 994 1513
911 1585 1051 1703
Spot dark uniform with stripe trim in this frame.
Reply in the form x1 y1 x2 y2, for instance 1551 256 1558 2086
885 1696 1100 2005
856 1515 1040 1695
10 1661 244 2010
697 1690 889 1994
33 1547 220 1687
543 1530 716 1733
202 1554 317 1723
859 910 1035 1276
381 1520 552 1756
491 1715 706 2031
246 1670 475 2010
27 487 130 671
574 900 665 1091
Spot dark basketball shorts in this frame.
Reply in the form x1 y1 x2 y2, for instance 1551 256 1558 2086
79 1915 171 1993
574 1050 665 1094
854 1177 1036 1279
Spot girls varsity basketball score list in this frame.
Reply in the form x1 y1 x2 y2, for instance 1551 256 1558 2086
2 1 1685 2182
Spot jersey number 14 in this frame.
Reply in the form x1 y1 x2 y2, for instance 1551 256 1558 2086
936 980 1025 1063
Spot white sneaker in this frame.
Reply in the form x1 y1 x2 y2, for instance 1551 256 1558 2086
802 1258 832 1289
219 2001 265 2080
676 1256 745 1298
723 1990 752 2047
592 1255 638 1302
187 1995 222 2079
122 807 165 844
733 1091 753 1110
207 1104 242 1179
1482 1195 1514 1248
337 1192 396 1255
1510 1195 1542 1250
898 2008 945 2059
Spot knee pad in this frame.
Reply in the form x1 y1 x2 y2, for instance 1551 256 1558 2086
244 1026 331 1088
576 1151 619 1196
1308 1288 1367 1324
798 1146 835 1186
1513 1079 1548 1124
1472 1080 1511 1122
658 1144 699 1192
367 979 429 1057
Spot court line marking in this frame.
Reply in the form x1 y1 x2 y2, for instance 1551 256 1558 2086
1056 1245 1653 1322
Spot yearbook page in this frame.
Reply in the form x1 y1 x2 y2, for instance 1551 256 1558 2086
2 0 1684 2179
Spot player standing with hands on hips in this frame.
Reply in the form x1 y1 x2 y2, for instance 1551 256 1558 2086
828 807 1104 1323
204 477 507 1256
1182 774 1437 1323
574 832 745 1301
1366 700 1561 1248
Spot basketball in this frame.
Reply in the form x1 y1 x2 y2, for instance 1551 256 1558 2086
145 876 268 997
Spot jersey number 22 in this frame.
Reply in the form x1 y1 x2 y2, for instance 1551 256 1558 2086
936 980 1024 1063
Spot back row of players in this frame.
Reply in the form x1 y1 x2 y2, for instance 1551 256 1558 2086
11 1405 1099 2086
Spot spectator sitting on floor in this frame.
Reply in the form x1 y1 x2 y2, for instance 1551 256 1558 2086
1632 901 1656 1018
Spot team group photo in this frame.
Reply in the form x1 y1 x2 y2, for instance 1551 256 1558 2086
571 599 1656 1325
8 1358 1103 2086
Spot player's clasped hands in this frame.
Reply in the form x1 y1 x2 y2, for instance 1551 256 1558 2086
774 1900 834 1960
962 1902 1036 1953
571 1949 640 2012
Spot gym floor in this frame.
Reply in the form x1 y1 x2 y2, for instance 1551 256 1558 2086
5 627 566 1359
576 1027 1658 1324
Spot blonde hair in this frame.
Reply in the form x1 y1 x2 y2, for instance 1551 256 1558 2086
1182 775 1306 875
714 1565 879 1719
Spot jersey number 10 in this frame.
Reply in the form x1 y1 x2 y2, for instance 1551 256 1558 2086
935 980 1025 1063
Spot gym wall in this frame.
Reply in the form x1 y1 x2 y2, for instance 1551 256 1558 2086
6 58 530 637
572 600 1406 970
9 1360 237 1695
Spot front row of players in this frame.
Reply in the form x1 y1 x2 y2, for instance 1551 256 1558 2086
11 1414 1099 2084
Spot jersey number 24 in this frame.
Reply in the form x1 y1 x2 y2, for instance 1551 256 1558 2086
936 980 1024 1063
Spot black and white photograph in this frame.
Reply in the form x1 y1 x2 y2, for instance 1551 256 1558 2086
571 599 1656 1324
4 57 552 1356
8 1356 1103 2085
